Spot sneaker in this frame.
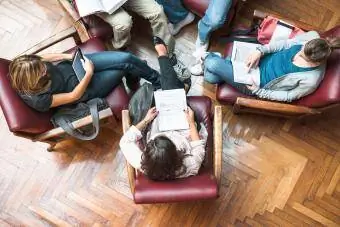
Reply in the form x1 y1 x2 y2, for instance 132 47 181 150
189 52 222 76
194 36 209 56
173 59 191 81
168 12 195 35
189 59 204 76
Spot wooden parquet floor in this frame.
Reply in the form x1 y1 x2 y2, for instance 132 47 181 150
0 0 340 226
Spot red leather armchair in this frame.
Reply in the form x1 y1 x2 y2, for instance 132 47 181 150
216 10 340 117
183 0 246 30
122 96 222 204
0 27 130 151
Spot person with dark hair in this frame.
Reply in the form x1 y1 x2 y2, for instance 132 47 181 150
202 32 340 102
119 37 207 181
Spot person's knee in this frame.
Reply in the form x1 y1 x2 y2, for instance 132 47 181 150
204 55 220 73
119 52 135 63
112 14 133 32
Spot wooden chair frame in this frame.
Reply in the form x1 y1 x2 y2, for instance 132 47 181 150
14 26 116 151
57 0 91 42
231 10 328 118
121 105 223 195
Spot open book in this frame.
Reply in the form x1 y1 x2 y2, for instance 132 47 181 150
154 89 189 132
231 41 261 85
75 0 127 17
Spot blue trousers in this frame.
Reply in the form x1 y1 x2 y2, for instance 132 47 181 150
204 53 253 95
198 0 232 43
83 51 161 100
155 0 189 24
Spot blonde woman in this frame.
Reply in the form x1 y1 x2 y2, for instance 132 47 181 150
9 51 161 112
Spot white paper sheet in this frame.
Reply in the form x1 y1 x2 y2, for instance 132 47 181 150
231 41 261 85
154 89 189 132
75 0 127 17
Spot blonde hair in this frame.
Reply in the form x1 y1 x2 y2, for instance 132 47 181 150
9 55 50 95
304 37 340 63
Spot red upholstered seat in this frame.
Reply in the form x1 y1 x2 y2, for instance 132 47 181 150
216 25 340 108
131 96 218 204
0 37 129 135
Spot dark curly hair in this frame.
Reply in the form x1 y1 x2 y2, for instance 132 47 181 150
141 135 186 181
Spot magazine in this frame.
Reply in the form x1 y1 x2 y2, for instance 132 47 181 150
231 41 261 85
75 0 127 17
154 89 189 132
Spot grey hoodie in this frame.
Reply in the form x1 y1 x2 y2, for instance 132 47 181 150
254 31 325 102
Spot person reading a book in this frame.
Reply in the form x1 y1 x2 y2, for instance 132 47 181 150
202 32 340 102
119 37 207 180
9 51 161 112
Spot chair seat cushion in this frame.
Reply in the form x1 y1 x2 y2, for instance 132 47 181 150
134 170 218 204
217 25 340 108
83 16 113 40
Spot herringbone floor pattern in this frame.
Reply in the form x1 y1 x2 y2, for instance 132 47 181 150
0 0 340 226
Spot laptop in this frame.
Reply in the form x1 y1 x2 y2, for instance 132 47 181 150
72 48 86 81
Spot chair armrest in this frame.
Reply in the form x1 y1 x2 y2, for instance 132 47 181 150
33 107 113 141
252 10 319 32
122 109 136 194
57 0 90 42
58 0 80 21
213 105 223 187
21 27 81 55
234 97 320 115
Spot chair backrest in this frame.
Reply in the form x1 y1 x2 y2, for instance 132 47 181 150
296 26 340 108
0 58 53 135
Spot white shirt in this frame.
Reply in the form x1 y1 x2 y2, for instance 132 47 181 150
119 116 208 178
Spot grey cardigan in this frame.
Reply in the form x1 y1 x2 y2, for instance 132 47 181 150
254 31 326 102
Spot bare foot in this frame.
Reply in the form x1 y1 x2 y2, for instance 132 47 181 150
155 44 167 57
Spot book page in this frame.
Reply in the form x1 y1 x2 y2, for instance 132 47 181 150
231 41 260 85
75 0 104 17
154 89 189 131
101 0 128 14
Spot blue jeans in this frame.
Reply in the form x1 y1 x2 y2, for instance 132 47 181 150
204 53 253 95
198 0 232 43
155 0 189 24
83 51 161 100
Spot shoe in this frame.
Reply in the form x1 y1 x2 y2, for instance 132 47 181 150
193 36 209 59
168 12 195 35
189 60 204 76
189 52 222 76
153 36 166 46
173 59 191 81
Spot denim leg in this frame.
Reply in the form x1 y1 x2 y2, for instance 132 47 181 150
155 0 189 24
198 0 232 43
80 70 125 101
204 53 253 95
85 51 161 89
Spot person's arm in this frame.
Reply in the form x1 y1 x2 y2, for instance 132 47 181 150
185 107 200 141
251 76 319 102
40 53 73 62
119 107 159 169
50 57 94 108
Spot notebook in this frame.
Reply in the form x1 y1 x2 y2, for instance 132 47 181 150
72 48 86 81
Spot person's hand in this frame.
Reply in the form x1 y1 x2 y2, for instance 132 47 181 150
143 107 158 124
245 50 262 73
81 57 94 75
185 107 195 125
246 82 259 91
